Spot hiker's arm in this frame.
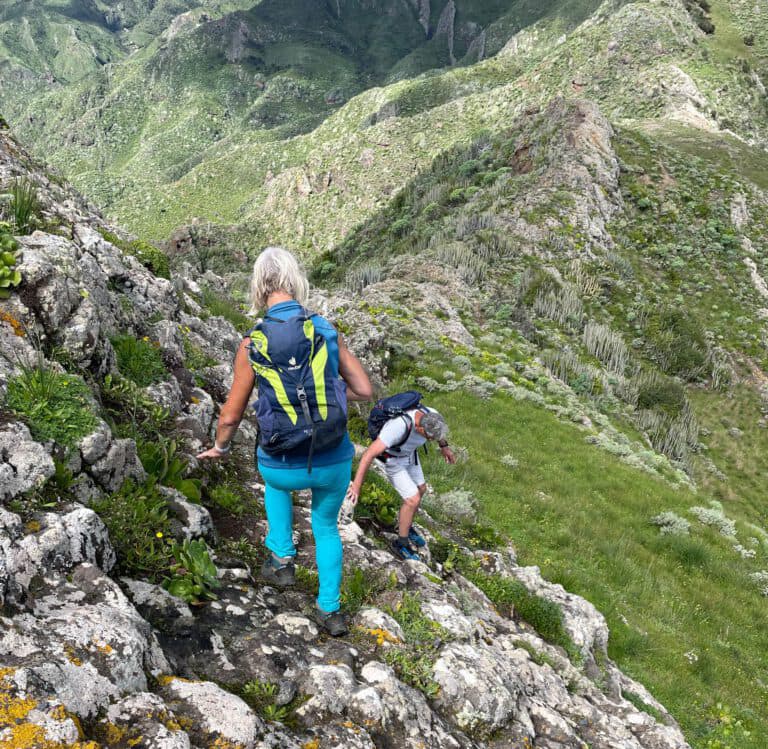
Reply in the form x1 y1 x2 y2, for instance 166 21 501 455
338 334 373 401
197 339 255 459
346 438 388 504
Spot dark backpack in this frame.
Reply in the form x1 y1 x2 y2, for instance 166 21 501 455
367 391 424 453
247 309 347 472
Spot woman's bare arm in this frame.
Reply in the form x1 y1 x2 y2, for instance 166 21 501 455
338 333 373 401
197 339 255 459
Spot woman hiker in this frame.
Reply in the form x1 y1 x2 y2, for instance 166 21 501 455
198 246 373 636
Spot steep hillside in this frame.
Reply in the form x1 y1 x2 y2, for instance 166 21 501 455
308 96 768 746
0 118 695 749
0 0 574 238
2 0 765 250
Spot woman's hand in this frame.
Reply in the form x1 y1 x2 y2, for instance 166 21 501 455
345 482 361 505
196 445 229 461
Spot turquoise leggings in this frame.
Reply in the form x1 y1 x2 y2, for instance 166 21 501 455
258 459 352 613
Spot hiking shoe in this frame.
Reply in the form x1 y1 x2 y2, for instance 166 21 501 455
260 556 295 587
391 538 420 561
407 525 426 548
317 608 349 637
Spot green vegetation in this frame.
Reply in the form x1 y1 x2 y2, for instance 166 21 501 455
416 388 768 745
341 567 387 616
163 538 220 604
382 592 449 698
5 365 97 448
98 230 170 279
137 437 202 503
8 177 40 235
100 373 171 441
93 480 173 578
110 334 168 387
354 469 401 526
0 222 21 298
201 287 251 331
226 679 304 725
431 540 578 658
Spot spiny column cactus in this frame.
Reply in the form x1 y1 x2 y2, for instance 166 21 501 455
0 221 21 299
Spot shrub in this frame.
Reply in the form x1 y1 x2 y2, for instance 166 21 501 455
645 308 709 381
357 477 400 526
689 504 737 537
650 511 691 535
390 217 411 236
206 485 246 515
162 538 220 603
583 322 629 375
201 288 251 331
0 222 21 298
342 567 386 615
100 373 171 440
424 488 477 523
458 159 482 178
111 334 167 387
138 437 201 502
126 239 170 279
93 480 173 578
635 372 686 416
5 365 97 448
9 178 40 235
345 263 383 293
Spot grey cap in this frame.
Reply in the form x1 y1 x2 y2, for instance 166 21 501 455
421 411 448 441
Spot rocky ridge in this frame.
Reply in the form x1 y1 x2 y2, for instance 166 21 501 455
0 120 696 747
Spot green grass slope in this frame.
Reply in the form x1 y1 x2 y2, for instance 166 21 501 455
315 98 768 745
101 0 767 246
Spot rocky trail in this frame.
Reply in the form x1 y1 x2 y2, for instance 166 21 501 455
0 119 694 749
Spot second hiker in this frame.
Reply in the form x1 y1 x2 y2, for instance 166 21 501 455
346 391 456 560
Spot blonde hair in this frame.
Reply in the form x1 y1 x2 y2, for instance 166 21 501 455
248 246 309 314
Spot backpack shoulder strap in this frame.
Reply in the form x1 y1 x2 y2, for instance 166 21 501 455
390 413 414 451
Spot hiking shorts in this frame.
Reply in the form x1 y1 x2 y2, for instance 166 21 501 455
383 460 426 500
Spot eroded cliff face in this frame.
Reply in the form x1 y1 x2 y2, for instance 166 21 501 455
0 116 694 749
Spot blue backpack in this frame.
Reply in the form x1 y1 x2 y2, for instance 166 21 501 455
367 391 424 452
247 309 347 472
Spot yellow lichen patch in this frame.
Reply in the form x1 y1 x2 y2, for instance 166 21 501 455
97 722 128 745
156 674 194 687
160 712 182 732
207 737 245 749
127 737 143 747
49 705 68 723
174 716 194 732
62 645 82 667
357 627 402 646
0 310 25 337
0 691 36 725
23 520 41 534
302 739 321 749
90 641 113 656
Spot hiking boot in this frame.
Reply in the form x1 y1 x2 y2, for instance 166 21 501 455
391 538 420 561
407 525 426 548
260 555 295 587
317 608 349 637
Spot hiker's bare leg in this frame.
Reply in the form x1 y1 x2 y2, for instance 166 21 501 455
398 491 422 537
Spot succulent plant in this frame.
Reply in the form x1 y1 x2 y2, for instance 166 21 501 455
0 221 21 299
